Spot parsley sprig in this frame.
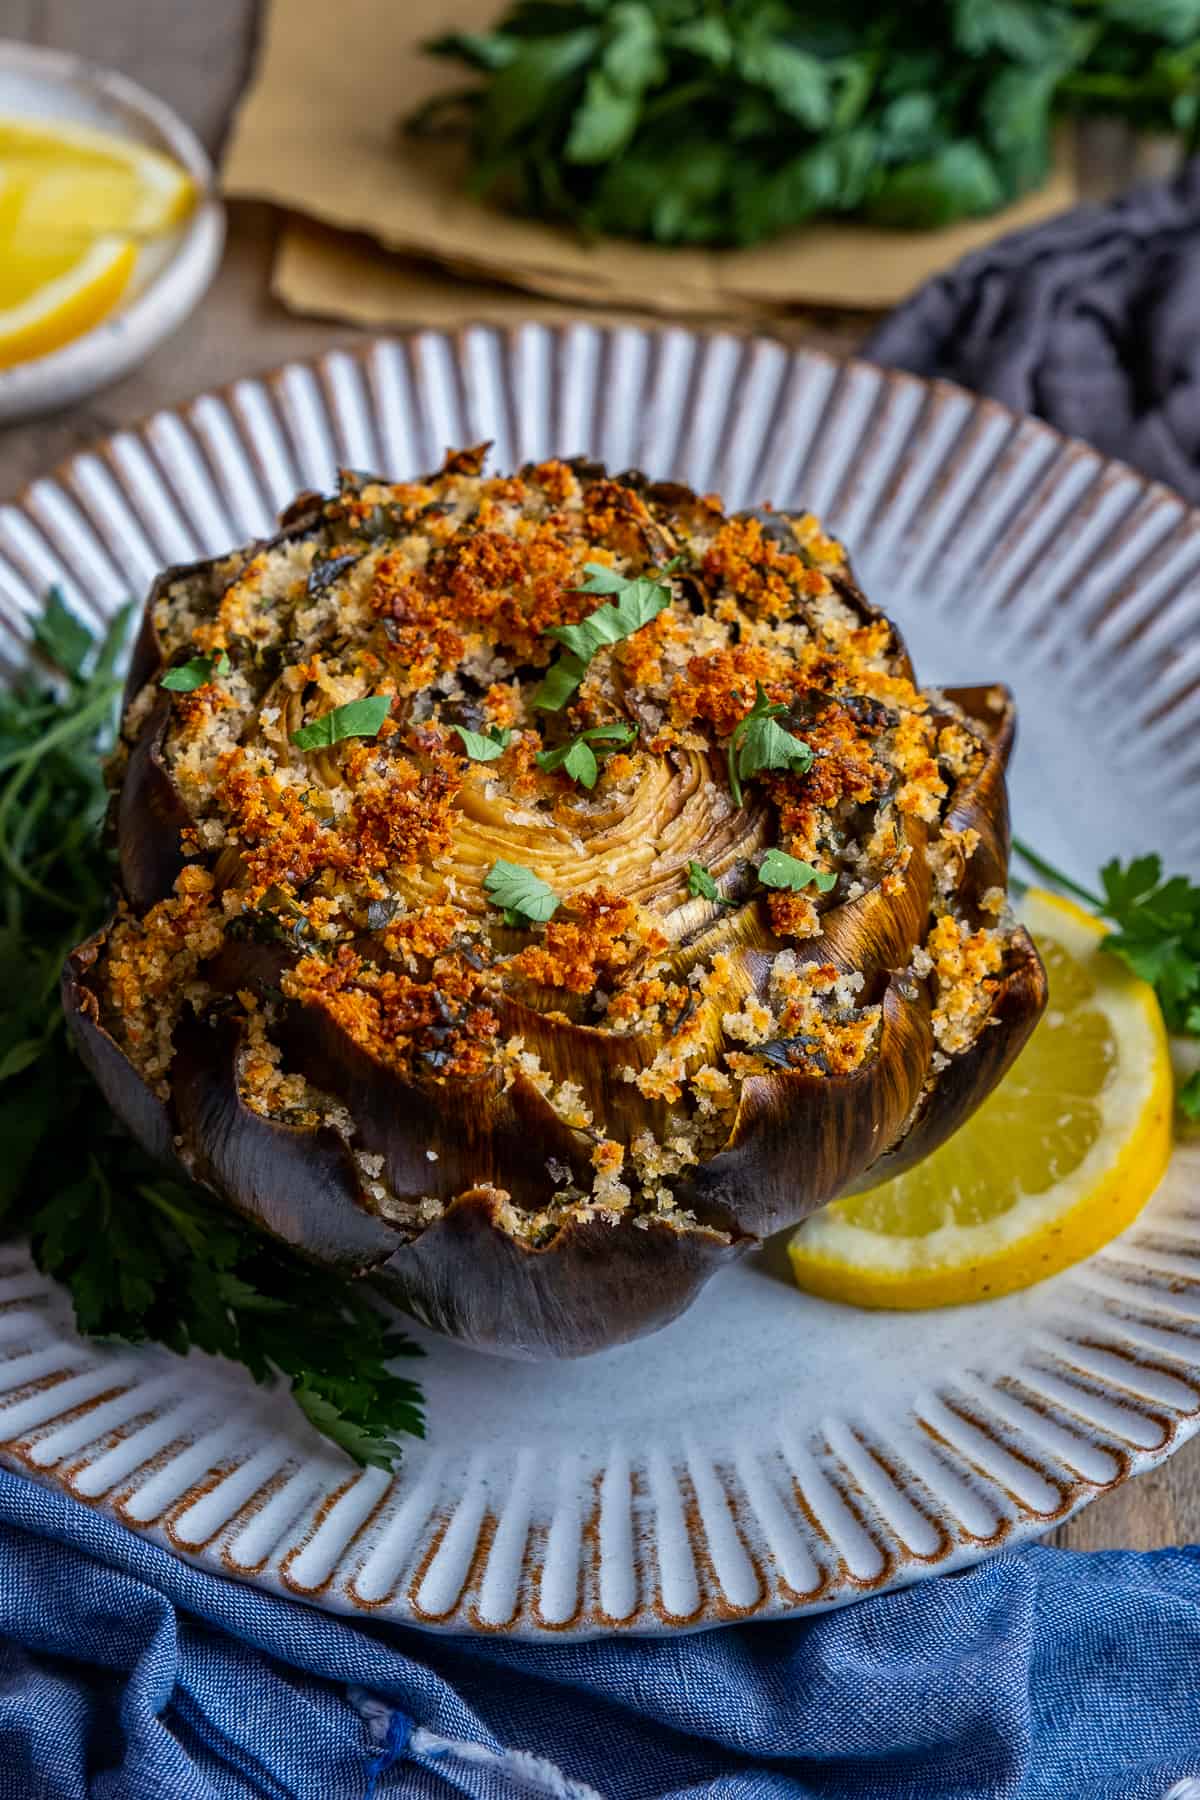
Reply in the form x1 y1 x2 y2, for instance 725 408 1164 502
484 859 560 926
291 694 392 750
727 684 813 806
0 593 425 1468
452 723 512 762
162 651 230 692
420 1 1200 248
758 848 836 894
687 860 733 905
536 720 636 789
1014 837 1200 1119
533 557 681 711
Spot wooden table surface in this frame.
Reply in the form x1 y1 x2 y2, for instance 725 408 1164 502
3 0 1195 1554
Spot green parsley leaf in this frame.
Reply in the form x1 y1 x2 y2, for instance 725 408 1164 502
293 1380 418 1472
686 860 734 905
423 29 518 72
758 848 837 894
1180 1070 1200 1121
538 738 600 788
33 588 93 679
483 859 560 926
738 39 831 129
162 650 231 692
567 69 641 164
530 653 588 713
0 1039 43 1081
1099 853 1165 915
452 723 512 761
535 719 637 787
1013 838 1200 1113
533 558 681 710
549 557 681 660
727 684 813 805
291 694 392 750
581 721 638 745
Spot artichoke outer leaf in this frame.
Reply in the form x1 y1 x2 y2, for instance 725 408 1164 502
123 591 170 707
169 1009 402 1272
265 994 594 1212
61 922 188 1177
117 697 193 912
845 924 1048 1194
937 683 1017 911
686 971 935 1239
811 816 933 985
114 521 329 911
374 1187 744 1361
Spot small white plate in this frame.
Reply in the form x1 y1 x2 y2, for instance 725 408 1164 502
0 41 224 424
0 326 1198 1639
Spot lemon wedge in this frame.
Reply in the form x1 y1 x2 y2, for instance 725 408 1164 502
0 117 195 242
0 235 137 371
788 886 1173 1309
0 116 196 370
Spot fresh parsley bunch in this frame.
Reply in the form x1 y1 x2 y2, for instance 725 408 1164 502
0 594 424 1470
416 0 1200 247
1015 838 1200 1119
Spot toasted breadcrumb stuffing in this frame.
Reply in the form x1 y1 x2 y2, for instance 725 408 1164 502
591 1139 632 1212
96 449 1025 1236
927 913 1005 1055
102 867 223 1089
509 890 666 995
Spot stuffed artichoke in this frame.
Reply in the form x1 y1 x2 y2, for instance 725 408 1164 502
64 448 1046 1358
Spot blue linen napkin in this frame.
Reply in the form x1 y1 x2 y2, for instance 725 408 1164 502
866 159 1200 504
3 1463 1200 1799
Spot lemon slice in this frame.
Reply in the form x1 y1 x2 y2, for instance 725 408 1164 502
0 116 196 370
0 235 137 371
788 887 1173 1309
0 116 195 242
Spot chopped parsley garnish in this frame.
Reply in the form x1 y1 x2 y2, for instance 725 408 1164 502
162 650 231 692
758 848 837 894
540 739 600 788
483 859 560 926
536 720 637 789
291 694 392 750
452 723 512 762
1013 838 1200 1119
687 860 734 905
728 683 813 805
532 557 682 711
531 657 588 713
0 596 425 1470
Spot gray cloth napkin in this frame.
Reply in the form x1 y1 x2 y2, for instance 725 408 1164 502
865 159 1200 503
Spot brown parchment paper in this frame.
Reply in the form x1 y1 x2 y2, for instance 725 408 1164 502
224 0 1079 319
271 220 879 350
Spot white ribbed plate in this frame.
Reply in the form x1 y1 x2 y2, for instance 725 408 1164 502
1 325 1198 1638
